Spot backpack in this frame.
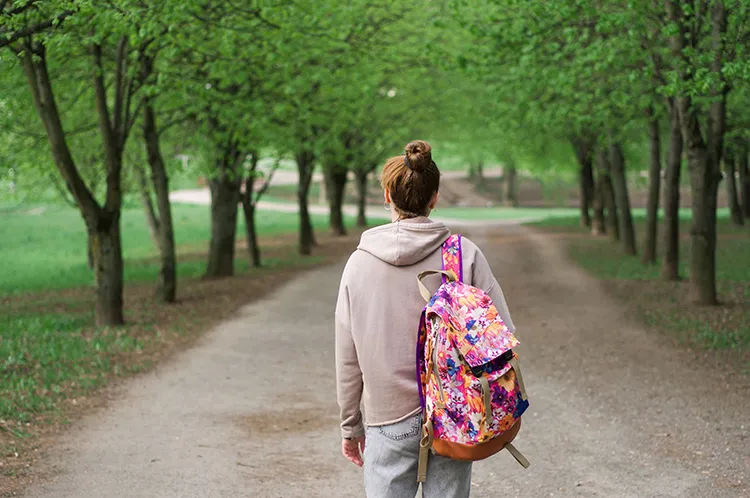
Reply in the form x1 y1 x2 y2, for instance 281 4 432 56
415 234 530 482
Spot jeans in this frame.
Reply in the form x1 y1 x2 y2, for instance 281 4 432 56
364 413 472 498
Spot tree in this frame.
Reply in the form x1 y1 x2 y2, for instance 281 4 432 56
322 143 351 237
571 136 596 228
724 146 745 225
164 2 280 277
140 96 178 301
662 102 683 281
597 148 620 243
450 0 649 239
124 26 186 303
452 0 750 297
608 138 637 255
642 105 662 264
739 140 750 218
665 0 731 305
4 2 154 325
241 153 279 268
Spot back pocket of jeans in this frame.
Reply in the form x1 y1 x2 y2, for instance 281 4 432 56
377 416 420 441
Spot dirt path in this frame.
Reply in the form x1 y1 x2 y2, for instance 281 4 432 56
21 225 749 498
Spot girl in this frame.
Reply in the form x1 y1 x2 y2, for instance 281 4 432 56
335 140 515 498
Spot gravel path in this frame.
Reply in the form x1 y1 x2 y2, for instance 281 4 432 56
23 224 749 498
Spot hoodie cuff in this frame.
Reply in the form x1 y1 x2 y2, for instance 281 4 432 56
341 422 365 440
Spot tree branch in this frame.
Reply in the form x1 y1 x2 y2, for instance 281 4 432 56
91 42 124 212
134 163 161 231
252 158 280 205
157 113 193 136
124 96 144 141
91 43 114 140
6 0 37 16
0 10 75 48
47 171 78 208
692 0 709 48
20 40 100 221
112 35 128 137
707 1 728 165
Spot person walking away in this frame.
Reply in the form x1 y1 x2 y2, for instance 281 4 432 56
335 140 516 497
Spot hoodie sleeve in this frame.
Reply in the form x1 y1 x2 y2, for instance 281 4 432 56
465 239 516 334
335 265 365 439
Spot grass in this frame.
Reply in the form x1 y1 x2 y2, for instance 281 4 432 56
530 209 741 281
531 212 750 365
0 203 339 294
0 201 354 436
0 312 145 424
435 206 579 221
264 180 584 222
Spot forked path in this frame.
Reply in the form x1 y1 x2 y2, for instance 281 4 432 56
24 225 749 498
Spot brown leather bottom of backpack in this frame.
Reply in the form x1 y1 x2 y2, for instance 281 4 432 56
432 418 522 461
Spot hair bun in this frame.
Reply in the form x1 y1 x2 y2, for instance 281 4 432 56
404 140 432 172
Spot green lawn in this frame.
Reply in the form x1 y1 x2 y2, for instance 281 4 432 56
531 213 750 361
535 207 731 227
436 206 579 221
0 203 337 294
0 201 344 428
529 209 740 282
0 312 146 425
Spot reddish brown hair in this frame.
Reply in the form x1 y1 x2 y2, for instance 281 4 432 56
381 140 440 218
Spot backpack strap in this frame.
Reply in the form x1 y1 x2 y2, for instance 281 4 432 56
506 443 531 469
441 234 463 283
416 270 457 302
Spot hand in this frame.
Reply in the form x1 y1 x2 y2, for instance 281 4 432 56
342 436 366 467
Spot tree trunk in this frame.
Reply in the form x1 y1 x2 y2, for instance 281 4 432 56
318 176 327 206
505 165 518 207
643 107 662 264
661 102 682 281
579 159 594 228
326 166 348 236
205 158 242 278
469 161 484 184
591 168 606 236
241 192 261 268
89 213 125 326
241 153 261 268
87 234 95 270
685 143 721 304
571 137 594 227
725 149 744 226
355 169 369 227
296 150 316 255
597 149 619 242
739 141 750 218
609 140 637 255
144 103 177 302
135 165 161 250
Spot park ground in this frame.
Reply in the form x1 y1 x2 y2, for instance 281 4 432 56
1 176 749 496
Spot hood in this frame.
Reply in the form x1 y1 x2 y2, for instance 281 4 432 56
357 217 451 267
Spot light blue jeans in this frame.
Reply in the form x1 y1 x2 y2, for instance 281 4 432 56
364 413 472 498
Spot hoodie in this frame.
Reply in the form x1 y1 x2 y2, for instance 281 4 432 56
335 217 515 438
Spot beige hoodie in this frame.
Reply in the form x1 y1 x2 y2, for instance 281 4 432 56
335 217 515 438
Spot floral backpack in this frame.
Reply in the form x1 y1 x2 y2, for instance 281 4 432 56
415 234 530 482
